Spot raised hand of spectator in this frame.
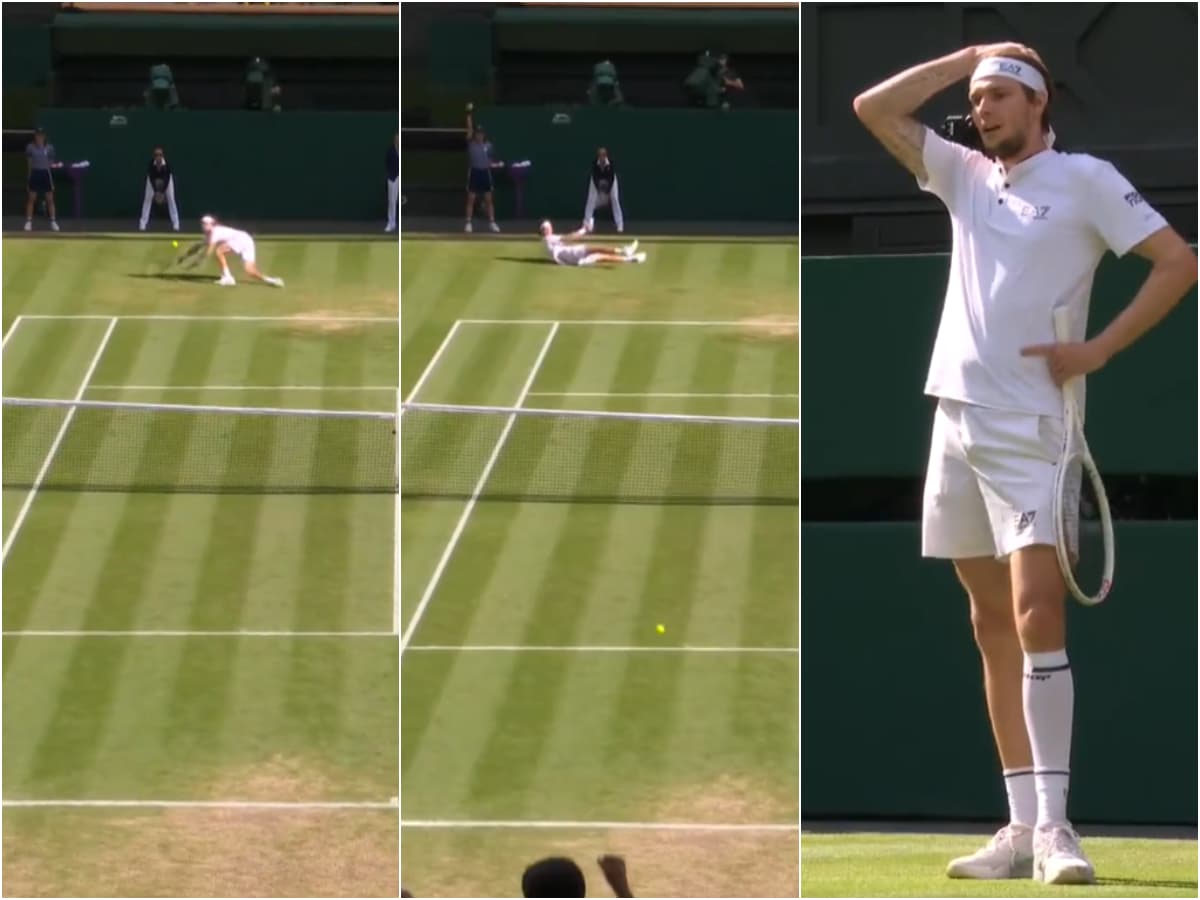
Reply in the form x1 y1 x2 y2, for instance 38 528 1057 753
597 854 634 898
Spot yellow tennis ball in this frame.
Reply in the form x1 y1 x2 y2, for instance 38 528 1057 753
656 624 665 635
171 240 179 248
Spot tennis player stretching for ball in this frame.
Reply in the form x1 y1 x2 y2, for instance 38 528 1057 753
201 215 284 288
854 43 1196 884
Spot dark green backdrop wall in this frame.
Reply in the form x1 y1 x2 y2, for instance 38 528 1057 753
802 253 1198 825
802 252 1198 477
35 109 397 221
801 522 1197 824
473 106 798 222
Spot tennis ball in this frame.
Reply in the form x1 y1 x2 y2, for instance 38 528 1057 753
656 624 665 635
171 240 179 248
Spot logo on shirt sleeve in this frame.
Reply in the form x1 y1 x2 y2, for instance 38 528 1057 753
1124 191 1145 207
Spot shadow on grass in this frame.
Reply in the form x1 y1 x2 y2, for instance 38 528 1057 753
127 272 213 283
1097 878 1198 890
493 256 556 266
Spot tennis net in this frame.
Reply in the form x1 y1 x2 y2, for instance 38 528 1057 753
401 401 797 505
2 397 398 494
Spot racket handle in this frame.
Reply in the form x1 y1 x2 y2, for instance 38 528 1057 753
1052 306 1072 342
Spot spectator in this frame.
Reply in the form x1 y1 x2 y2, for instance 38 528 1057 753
684 52 721 108
717 53 746 106
522 857 585 898
522 854 635 898
245 57 282 112
139 145 180 232
145 63 180 110
386 132 399 233
464 103 504 233
24 127 59 232
583 146 625 234
588 60 625 107
684 52 745 110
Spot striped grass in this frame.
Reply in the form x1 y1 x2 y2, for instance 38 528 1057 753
801 832 1198 898
400 240 798 895
3 237 398 897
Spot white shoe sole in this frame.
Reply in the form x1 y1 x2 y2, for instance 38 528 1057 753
1039 862 1095 885
947 860 1032 880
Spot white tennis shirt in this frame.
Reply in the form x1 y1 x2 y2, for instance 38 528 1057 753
543 233 587 265
207 224 254 255
917 129 1167 417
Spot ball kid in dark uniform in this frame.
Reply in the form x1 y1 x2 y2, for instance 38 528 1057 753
139 145 180 231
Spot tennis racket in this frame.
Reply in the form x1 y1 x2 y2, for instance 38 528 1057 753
1051 306 1114 606
158 241 205 274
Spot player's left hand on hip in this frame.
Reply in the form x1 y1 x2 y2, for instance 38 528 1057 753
1020 339 1110 385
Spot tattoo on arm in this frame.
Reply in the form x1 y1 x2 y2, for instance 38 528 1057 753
864 117 928 180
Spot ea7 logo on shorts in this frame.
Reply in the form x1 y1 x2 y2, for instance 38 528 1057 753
1019 204 1051 220
1124 191 1145 207
1015 510 1037 532
998 62 1022 76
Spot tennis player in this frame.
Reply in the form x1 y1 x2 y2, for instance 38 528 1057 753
200 215 284 288
540 220 645 266
854 43 1196 884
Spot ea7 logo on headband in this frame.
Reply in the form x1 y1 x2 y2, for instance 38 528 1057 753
998 62 1022 75
1124 191 1145 207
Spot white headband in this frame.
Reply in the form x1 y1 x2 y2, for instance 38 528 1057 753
970 56 1055 147
971 56 1046 95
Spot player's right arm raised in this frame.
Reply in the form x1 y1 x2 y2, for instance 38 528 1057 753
851 48 983 179
852 44 1033 178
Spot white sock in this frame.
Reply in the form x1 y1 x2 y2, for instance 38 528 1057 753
1003 767 1036 828
1023 649 1073 827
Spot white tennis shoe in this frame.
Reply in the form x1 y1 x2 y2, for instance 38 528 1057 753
946 825 1033 879
1034 825 1095 884
216 274 236 287
623 240 639 257
631 252 646 264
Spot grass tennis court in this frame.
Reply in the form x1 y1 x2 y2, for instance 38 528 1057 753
2 235 399 897
802 832 1199 898
399 239 799 898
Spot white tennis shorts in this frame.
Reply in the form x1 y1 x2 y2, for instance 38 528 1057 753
220 237 256 264
921 398 1065 560
553 245 590 266
235 238 257 264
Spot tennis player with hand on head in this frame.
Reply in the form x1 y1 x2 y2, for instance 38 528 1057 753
854 43 1197 884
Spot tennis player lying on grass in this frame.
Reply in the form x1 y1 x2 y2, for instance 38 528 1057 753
201 214 285 287
540 219 646 266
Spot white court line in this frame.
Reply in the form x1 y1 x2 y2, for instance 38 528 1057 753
2 314 25 349
87 384 396 391
459 318 797 327
396 319 464 633
402 320 462 406
18 314 397 323
401 819 798 832
2 317 118 565
3 799 396 810
399 322 560 652
407 645 798 654
527 391 798 399
3 630 395 638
